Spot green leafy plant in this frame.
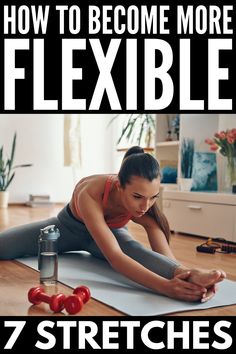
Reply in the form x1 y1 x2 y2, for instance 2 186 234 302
0 133 32 191
109 114 155 147
180 138 195 178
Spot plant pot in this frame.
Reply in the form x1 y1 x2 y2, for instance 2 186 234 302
0 191 9 208
179 178 193 191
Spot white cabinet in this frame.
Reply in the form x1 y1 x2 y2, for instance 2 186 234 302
163 190 236 242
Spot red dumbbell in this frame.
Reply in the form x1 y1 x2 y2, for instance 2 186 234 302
28 287 66 313
64 286 91 314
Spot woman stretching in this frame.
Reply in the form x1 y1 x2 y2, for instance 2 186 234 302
0 146 225 302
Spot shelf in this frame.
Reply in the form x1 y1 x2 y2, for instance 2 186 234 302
156 141 179 148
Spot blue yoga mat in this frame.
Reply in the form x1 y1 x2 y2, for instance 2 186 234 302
18 251 236 316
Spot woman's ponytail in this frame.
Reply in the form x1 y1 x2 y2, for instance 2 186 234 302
123 146 145 159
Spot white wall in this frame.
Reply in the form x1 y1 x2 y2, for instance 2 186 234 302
80 114 117 175
0 114 119 203
180 114 219 151
219 114 236 130
80 114 131 176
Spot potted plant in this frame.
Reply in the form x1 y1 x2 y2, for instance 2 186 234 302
0 133 32 208
179 137 195 191
109 114 155 149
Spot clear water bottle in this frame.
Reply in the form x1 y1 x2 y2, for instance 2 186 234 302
38 225 60 285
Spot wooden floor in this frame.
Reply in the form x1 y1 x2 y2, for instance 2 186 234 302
0 204 236 317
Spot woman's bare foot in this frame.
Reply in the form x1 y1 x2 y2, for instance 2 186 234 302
188 269 226 288
175 267 226 289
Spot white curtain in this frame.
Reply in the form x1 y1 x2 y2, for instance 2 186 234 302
64 114 82 182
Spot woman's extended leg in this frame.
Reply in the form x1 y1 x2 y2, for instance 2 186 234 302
86 226 225 291
86 226 180 279
0 206 95 260
114 227 181 279
0 217 59 259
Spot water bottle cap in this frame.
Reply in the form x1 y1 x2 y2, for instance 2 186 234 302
39 225 60 241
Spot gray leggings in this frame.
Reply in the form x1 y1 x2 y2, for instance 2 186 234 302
0 206 179 279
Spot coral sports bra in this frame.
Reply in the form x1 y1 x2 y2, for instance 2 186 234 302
70 175 132 228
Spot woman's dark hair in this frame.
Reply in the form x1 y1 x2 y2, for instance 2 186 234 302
118 146 160 188
118 146 170 243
